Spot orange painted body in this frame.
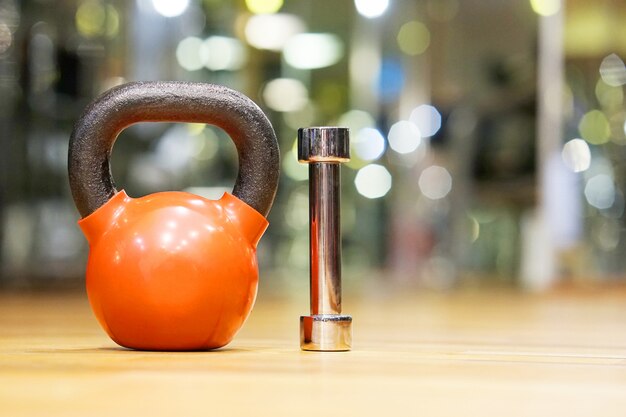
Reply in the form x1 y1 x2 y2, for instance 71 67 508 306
78 190 268 351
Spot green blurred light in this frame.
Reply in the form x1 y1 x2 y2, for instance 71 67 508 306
579 110 611 145
105 5 120 38
284 103 316 130
530 0 560 16
595 79 623 109
186 123 206 136
285 189 309 230
245 0 283 14
262 78 308 112
283 147 308 181
76 0 106 38
468 216 480 242
192 129 219 162
397 21 430 56
76 1 119 39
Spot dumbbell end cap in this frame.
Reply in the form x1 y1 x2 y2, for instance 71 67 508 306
298 127 350 163
300 314 352 351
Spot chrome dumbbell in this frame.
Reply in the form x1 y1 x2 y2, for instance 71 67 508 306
298 127 352 352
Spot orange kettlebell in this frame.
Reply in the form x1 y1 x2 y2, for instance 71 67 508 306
68 82 279 350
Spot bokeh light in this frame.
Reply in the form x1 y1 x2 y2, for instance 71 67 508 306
192 127 219 162
609 112 626 145
561 138 591 173
0 23 12 54
350 41 380 88
203 36 247 71
354 0 389 18
585 174 615 209
150 124 199 173
176 37 204 71
578 110 611 145
176 36 247 71
354 127 386 161
244 14 305 51
8 0 626 291
338 110 376 133
592 218 621 251
285 189 309 230
388 121 421 154
99 76 126 94
599 53 626 87
595 79 623 109
530 0 560 16
377 58 405 101
397 21 430 56
409 104 442 137
355 164 392 199
106 5 120 38
28 31 55 93
284 103 316 130
75 0 105 37
419 165 452 200
283 148 308 181
338 110 378 169
151 0 190 17
76 1 118 38
468 215 480 242
245 0 283 15
262 78 308 112
284 33 343 70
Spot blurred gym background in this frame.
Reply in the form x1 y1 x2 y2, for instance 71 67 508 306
0 0 625 293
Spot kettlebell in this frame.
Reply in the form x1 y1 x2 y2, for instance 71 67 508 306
68 81 279 351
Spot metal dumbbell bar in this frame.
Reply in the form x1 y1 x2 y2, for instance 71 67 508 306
298 127 352 352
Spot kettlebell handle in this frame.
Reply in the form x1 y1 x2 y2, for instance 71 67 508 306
68 81 280 218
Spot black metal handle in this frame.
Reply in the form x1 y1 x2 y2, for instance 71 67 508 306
68 81 280 218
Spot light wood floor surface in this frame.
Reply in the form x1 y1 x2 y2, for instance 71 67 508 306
1 289 626 416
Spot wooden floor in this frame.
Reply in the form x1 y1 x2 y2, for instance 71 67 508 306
1 288 626 416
